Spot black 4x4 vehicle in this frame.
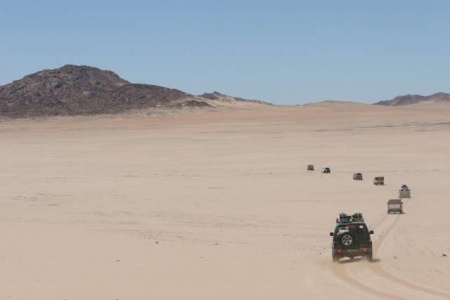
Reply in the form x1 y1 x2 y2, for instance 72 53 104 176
330 213 374 262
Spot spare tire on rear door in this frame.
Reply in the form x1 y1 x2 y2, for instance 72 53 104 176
339 233 354 247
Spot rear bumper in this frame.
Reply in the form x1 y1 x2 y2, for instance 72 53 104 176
333 248 372 258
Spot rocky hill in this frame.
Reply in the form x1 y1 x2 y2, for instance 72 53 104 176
374 92 450 106
199 91 272 105
0 65 211 118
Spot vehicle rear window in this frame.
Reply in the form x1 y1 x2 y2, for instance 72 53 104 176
335 224 368 235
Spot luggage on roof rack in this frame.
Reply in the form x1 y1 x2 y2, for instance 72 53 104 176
336 212 364 223
352 212 364 222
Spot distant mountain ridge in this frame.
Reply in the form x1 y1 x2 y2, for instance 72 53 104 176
373 92 450 106
2 65 447 118
0 65 268 118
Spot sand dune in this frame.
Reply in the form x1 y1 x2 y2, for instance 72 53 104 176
1 103 449 299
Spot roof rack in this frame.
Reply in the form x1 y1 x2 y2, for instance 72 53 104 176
336 212 364 223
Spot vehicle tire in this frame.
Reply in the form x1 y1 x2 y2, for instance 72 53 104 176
332 253 339 262
367 253 373 262
339 233 354 247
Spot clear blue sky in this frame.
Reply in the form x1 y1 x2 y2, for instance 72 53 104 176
1 0 449 105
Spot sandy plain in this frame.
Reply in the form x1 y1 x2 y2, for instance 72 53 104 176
0 101 449 300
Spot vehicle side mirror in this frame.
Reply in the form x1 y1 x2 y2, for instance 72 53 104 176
369 230 374 234
329 232 334 236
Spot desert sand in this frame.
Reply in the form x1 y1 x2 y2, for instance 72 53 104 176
1 102 449 300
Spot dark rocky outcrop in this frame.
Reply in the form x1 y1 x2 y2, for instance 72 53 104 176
0 65 209 118
374 92 450 106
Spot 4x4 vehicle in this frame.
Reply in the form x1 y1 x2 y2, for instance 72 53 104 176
373 176 384 185
387 199 403 214
321 167 331 173
330 213 374 262
353 173 363 180
398 184 411 198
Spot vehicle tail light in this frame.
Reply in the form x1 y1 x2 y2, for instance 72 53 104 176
361 248 368 252
337 249 343 253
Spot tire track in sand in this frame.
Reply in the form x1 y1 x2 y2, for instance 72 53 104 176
330 211 407 300
369 199 450 299
332 199 450 299
331 261 407 300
